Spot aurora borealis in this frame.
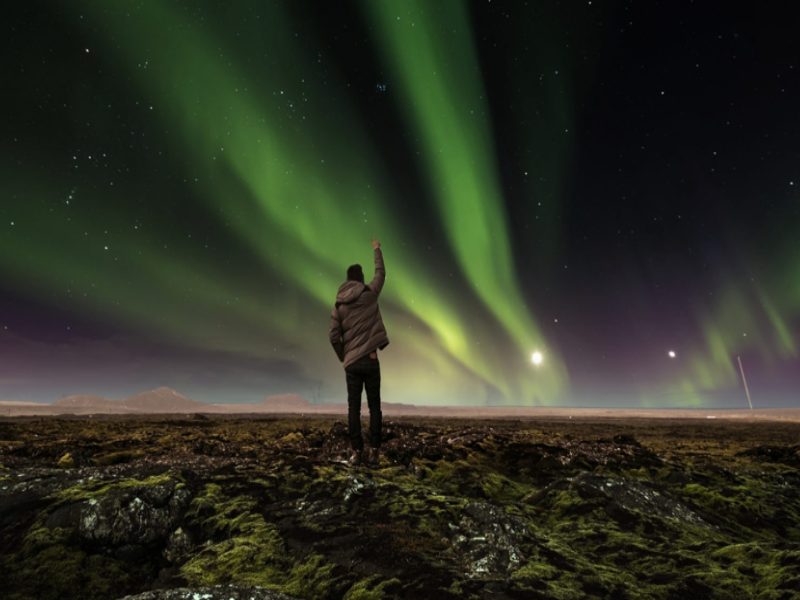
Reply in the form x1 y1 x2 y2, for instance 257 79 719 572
1 1 798 407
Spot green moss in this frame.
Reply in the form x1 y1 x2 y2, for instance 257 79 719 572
623 466 652 479
698 543 800 598
280 431 304 444
180 483 283 586
92 449 147 465
282 553 340 598
682 477 787 536
179 519 286 586
380 479 464 545
539 575 586 600
24 524 72 548
3 542 86 600
446 579 465 596
0 519 143 600
527 486 594 533
57 452 74 467
82 553 138 598
55 472 176 502
711 542 766 563
185 482 261 536
479 470 529 503
424 459 484 496
343 575 401 600
512 560 559 581
181 482 343 598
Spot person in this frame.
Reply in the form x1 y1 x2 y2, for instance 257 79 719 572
329 239 389 466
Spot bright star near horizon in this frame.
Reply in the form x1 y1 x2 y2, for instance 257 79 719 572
668 350 676 358
531 351 543 366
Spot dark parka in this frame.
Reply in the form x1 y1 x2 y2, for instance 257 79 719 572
329 248 389 368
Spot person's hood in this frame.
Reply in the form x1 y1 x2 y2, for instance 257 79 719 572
336 280 368 304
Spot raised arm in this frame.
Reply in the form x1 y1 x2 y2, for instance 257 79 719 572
368 239 385 295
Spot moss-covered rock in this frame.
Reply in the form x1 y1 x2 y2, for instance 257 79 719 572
119 585 300 599
1 415 799 599
93 448 148 466
342 575 402 600
57 452 75 468
179 482 345 598
1 517 150 600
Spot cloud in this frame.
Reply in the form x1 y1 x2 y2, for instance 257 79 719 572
0 331 316 403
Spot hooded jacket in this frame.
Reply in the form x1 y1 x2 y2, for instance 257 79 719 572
329 248 389 368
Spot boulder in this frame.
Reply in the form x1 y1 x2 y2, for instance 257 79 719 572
46 477 191 548
447 501 529 578
570 472 706 527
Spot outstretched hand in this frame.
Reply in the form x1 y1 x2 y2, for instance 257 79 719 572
371 239 381 250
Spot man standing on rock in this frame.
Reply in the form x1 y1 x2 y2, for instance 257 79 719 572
329 239 389 467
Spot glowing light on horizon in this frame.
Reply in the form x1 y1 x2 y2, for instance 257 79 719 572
531 351 544 366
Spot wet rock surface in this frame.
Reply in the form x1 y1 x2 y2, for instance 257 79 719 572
0 415 799 599
118 585 299 600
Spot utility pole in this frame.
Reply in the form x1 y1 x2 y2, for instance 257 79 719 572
736 355 753 411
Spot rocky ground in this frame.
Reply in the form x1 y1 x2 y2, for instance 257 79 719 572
0 414 798 599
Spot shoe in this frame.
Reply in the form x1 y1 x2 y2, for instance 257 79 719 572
347 449 363 466
366 446 381 467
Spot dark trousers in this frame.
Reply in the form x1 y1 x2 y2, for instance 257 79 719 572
345 353 382 450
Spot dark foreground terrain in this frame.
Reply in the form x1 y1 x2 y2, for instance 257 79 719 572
0 414 798 600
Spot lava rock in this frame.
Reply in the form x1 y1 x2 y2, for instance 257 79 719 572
737 445 800 467
46 477 191 547
163 526 193 563
117 585 300 600
570 472 705 527
449 500 528 577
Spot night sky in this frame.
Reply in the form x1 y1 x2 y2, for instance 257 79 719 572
2 1 798 407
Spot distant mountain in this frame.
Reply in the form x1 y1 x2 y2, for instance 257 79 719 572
260 394 312 412
382 401 422 413
0 400 45 406
54 394 119 409
121 387 208 413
